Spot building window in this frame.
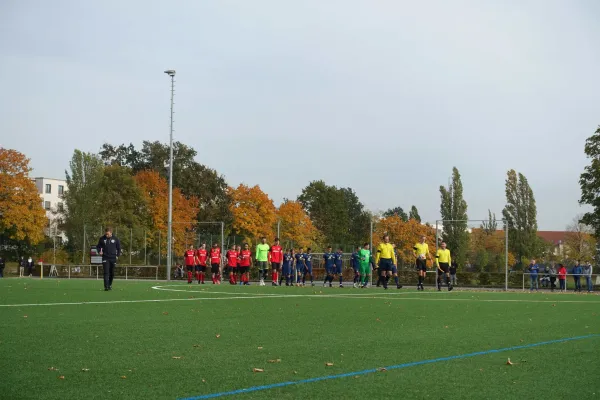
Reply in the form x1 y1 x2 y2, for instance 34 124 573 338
44 201 51 210
58 185 64 195
45 184 51 194
57 202 64 212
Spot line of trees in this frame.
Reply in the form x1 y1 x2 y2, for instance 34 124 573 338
2 124 599 268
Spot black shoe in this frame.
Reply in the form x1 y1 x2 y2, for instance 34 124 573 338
109 286 112 291
104 288 109 291
397 285 402 289
448 285 453 292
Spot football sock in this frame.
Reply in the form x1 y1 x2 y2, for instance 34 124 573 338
394 276 399 286
187 271 192 282
385 276 390 283
339 276 343 285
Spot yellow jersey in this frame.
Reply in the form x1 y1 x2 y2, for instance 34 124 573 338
376 243 396 265
436 249 451 266
413 242 430 259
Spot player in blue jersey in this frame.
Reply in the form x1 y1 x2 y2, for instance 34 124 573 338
302 248 314 286
295 247 306 286
334 248 344 288
282 249 294 286
323 246 335 287
350 246 361 288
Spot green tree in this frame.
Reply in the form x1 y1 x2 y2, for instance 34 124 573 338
61 150 105 256
100 141 231 229
383 207 408 221
439 167 469 265
502 169 539 265
579 126 600 237
481 210 497 234
409 205 421 222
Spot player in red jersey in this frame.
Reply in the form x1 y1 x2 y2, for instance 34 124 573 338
236 245 242 284
195 243 208 284
238 243 252 285
269 237 283 286
225 244 239 285
184 245 196 284
209 243 222 284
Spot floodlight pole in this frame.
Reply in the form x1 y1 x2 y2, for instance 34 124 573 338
164 69 176 281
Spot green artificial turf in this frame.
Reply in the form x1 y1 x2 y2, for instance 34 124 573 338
1 278 599 400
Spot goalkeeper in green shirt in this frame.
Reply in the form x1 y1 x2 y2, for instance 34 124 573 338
255 237 270 286
358 243 372 288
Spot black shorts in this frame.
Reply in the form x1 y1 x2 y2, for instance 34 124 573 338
437 263 449 275
416 258 427 272
271 262 281 270
195 265 206 272
238 266 249 274
227 266 237 274
186 265 194 272
379 258 393 272
211 264 220 274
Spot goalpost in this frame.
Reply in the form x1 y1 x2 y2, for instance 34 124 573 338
435 219 509 291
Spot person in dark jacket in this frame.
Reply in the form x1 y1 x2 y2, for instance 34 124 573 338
96 227 121 291
26 256 35 277
0 256 5 278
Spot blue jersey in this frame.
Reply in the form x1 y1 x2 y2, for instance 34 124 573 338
295 253 305 266
283 254 293 269
351 252 360 269
334 252 343 268
323 252 335 268
305 253 312 266
528 263 539 275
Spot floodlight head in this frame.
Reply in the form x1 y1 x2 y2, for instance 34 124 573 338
164 69 176 76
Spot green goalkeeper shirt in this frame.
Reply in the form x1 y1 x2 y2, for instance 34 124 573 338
255 244 270 262
358 249 371 267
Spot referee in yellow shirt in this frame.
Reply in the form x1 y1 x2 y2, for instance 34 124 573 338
413 235 431 291
435 242 453 291
375 235 396 290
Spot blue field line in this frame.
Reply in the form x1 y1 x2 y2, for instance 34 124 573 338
178 334 599 400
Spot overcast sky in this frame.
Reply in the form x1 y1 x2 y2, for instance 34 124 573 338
1 0 598 230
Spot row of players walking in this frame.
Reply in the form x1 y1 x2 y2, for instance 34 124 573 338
182 235 455 291
527 260 594 292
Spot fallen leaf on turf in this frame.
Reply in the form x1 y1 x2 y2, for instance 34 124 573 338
519 339 524 342
506 358 513 366
81 368 90 372
202 379 206 383
23 315 28 318
253 368 264 373
552 304 556 307
325 363 334 367
354 376 360 379
58 376 65 380
193 344 200 348
172 356 182 359
479 369 484 372
267 359 281 363
444 326 449 328
48 367 58 371
162 312 169 315
378 368 387 372
376 318 381 322
215 334 221 338
257 347 263 350
121 376 127 379
293 371 298 374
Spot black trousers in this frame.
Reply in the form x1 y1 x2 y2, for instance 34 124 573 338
103 259 116 289
550 276 556 289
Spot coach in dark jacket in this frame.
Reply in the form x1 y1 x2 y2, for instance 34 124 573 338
96 227 121 291
0 257 5 278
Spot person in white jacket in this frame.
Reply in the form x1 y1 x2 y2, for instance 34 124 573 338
583 263 593 293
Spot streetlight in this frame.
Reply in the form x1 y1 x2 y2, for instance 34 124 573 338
164 69 175 280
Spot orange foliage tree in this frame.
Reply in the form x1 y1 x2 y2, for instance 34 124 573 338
228 184 277 244
277 200 322 249
134 170 199 256
0 148 47 245
374 215 436 267
469 228 516 272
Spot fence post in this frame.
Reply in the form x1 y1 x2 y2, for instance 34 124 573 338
144 230 147 266
126 266 128 280
129 228 133 266
158 231 161 266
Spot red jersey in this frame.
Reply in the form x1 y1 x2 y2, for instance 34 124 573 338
239 250 252 267
210 248 221 265
184 250 195 266
226 250 239 267
269 245 283 263
196 249 208 266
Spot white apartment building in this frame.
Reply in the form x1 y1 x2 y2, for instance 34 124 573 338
33 177 67 241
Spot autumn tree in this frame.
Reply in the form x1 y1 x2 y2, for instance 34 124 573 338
134 170 199 256
564 215 596 262
439 167 469 265
229 184 277 244
409 205 421 222
502 169 539 265
481 210 498 234
277 200 321 249
469 228 515 272
0 148 47 247
374 215 436 267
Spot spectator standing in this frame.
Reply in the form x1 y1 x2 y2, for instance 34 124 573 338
19 256 25 277
0 256 5 278
572 261 583 292
26 256 34 277
528 259 539 292
557 264 567 292
96 227 121 291
548 264 557 292
450 261 458 286
583 262 593 293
